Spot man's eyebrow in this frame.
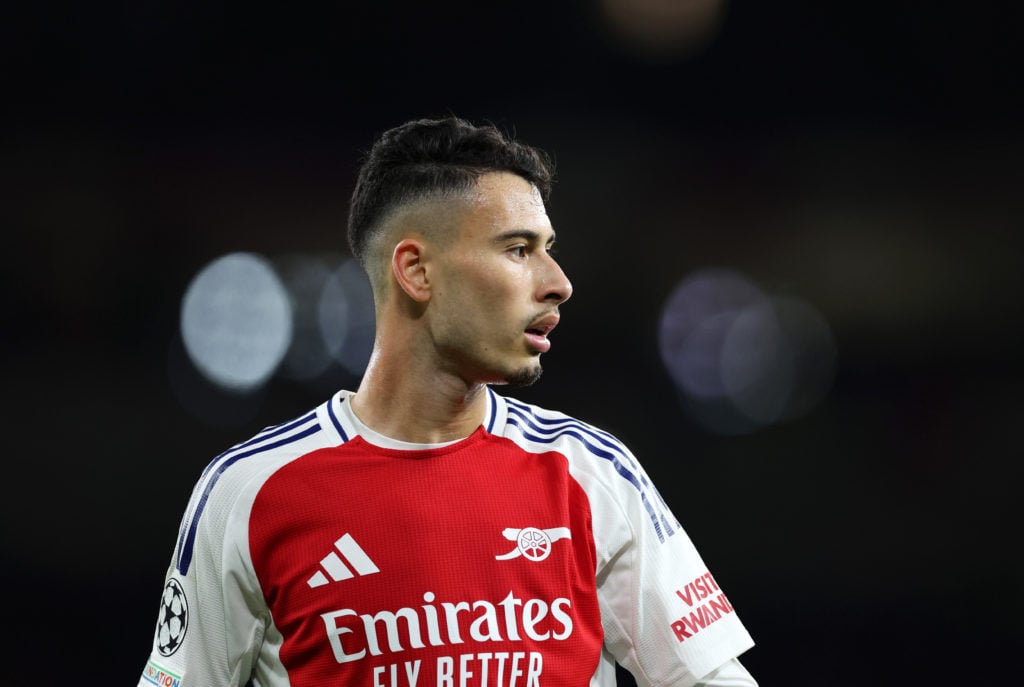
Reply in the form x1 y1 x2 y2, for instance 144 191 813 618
492 229 558 244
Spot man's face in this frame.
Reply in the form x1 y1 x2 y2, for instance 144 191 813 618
427 172 573 387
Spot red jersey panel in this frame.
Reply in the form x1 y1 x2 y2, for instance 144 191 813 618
248 429 603 685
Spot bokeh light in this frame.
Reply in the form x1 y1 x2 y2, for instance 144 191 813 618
659 267 837 433
276 253 338 382
318 259 375 377
179 252 292 392
176 252 376 410
600 0 727 58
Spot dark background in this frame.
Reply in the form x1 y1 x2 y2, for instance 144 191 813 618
3 1 1022 684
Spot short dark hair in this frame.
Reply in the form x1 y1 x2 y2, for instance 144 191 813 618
347 116 555 265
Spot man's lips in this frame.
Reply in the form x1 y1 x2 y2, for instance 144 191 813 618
525 314 559 352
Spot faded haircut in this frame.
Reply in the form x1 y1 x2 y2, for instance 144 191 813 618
346 116 555 270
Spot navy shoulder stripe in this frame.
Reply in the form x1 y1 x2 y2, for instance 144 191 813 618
175 410 324 575
327 395 350 442
505 398 680 543
485 387 500 433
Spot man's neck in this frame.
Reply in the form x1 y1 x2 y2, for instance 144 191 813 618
350 349 488 444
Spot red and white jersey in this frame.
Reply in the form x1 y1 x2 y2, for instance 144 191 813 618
139 388 754 687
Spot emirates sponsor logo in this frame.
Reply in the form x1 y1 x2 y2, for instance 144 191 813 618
320 590 573 664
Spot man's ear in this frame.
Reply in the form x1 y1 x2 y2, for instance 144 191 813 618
392 238 431 303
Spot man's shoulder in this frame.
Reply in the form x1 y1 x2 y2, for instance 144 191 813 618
500 394 598 428
495 391 634 459
173 399 345 576
196 400 342 494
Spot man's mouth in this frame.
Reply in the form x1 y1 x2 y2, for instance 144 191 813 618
524 315 559 352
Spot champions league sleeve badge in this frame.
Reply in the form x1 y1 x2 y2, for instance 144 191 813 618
156 578 189 657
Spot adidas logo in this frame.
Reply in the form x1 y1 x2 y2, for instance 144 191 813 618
307 533 380 588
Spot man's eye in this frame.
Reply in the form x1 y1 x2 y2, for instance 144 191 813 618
510 246 528 258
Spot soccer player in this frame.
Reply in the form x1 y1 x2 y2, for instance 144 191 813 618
138 117 757 687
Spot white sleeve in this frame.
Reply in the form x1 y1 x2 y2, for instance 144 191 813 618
581 444 756 687
136 471 268 687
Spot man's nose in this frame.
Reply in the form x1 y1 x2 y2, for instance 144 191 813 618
539 256 572 304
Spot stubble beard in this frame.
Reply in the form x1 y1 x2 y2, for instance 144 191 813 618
504 360 543 388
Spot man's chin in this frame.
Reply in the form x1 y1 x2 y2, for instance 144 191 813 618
502 364 543 388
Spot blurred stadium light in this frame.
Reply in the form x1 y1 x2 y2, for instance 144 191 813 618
599 0 726 58
276 253 339 382
175 252 375 422
180 252 292 392
659 267 837 434
318 258 375 377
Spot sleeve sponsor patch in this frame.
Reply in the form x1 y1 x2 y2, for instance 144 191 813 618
140 659 183 687
668 572 737 643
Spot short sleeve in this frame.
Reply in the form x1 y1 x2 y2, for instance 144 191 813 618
136 470 268 687
586 449 755 687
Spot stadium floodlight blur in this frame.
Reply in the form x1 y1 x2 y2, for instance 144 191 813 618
177 252 375 408
599 0 726 59
658 268 837 434
275 253 341 382
317 258 375 377
180 252 292 392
